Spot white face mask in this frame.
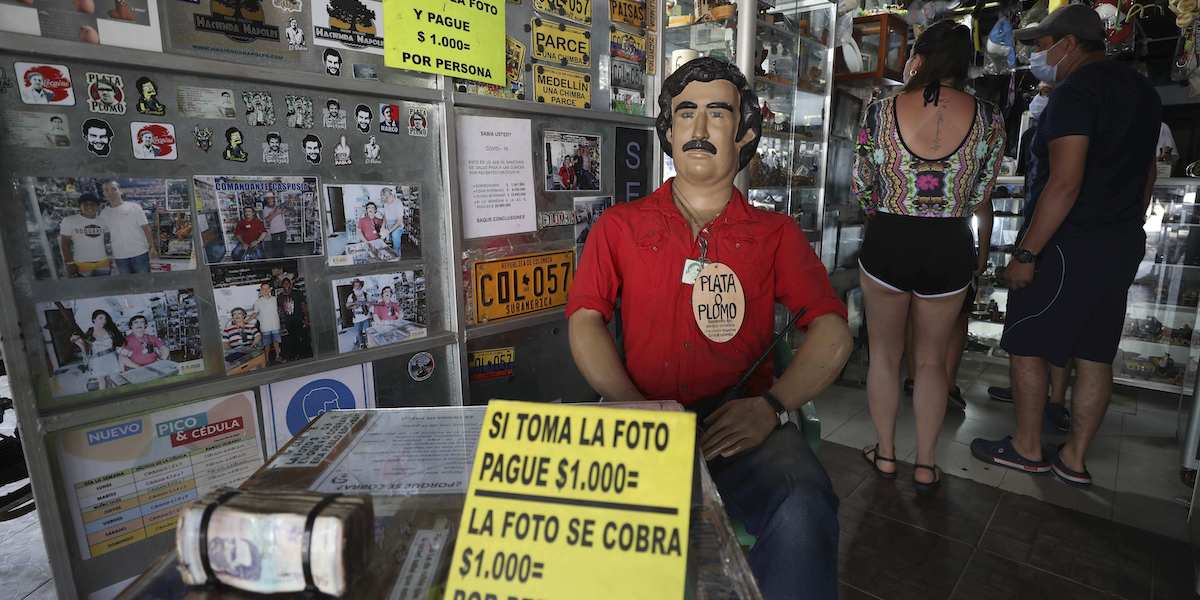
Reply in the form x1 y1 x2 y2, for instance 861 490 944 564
1029 37 1068 83
1029 94 1049 118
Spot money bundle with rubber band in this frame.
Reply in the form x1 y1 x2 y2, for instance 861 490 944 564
175 488 374 597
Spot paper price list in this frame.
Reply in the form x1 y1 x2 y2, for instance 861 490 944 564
445 401 695 600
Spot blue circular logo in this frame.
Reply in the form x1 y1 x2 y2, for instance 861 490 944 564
285 378 356 435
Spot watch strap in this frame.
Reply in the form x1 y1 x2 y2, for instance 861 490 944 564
762 391 787 418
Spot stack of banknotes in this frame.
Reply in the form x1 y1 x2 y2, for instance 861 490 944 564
176 489 374 597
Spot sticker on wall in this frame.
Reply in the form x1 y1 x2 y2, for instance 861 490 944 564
323 48 344 76
537 209 575 228
609 0 646 29
301 133 322 164
363 135 381 164
15 63 75 106
312 0 384 54
262 131 289 164
133 76 166 116
177 86 237 119
610 29 646 64
612 87 645 116
353 103 372 134
0 69 14 94
285 16 307 49
2 112 73 149
352 63 379 80
260 364 374 454
531 18 591 67
85 73 126 115
533 0 592 25
242 90 275 126
469 347 515 381
533 64 590 109
81 118 114 156
545 130 601 191
193 125 214 152
378 103 400 134
285 95 314 128
323 98 347 128
333 135 352 166
455 36 526 100
192 0 281 44
276 0 304 12
221 126 249 162
407 106 428 137
610 57 645 91
408 351 435 382
129 122 178 160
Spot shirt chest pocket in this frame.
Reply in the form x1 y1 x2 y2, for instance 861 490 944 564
720 234 773 301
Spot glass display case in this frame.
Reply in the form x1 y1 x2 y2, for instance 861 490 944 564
663 0 837 254
967 177 1200 397
834 13 908 85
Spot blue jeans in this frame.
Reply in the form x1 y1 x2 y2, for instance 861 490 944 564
708 423 839 600
231 242 263 262
204 239 226 264
389 228 404 257
114 253 151 274
353 319 370 347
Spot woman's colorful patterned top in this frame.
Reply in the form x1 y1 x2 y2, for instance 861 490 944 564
851 94 1007 218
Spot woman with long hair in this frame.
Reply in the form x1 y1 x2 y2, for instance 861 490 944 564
70 309 125 378
851 20 1006 490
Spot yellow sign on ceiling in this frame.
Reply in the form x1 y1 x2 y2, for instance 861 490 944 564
473 250 575 322
534 0 593 25
531 17 592 67
384 0 506 85
533 64 591 109
443 400 696 600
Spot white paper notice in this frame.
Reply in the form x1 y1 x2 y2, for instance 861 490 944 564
456 115 537 239
310 406 485 495
389 528 451 600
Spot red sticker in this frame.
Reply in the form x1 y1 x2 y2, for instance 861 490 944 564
129 122 178 160
15 62 75 106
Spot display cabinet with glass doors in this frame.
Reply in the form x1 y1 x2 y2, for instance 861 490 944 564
663 0 837 255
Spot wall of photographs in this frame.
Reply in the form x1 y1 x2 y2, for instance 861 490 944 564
0 0 662 592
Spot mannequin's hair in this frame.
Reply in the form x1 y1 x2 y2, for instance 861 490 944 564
656 57 762 170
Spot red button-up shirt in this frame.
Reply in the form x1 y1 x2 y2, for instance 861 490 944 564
566 178 847 406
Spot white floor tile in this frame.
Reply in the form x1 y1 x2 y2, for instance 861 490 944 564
826 407 918 461
902 439 1007 488
0 517 52 600
999 469 1116 519
812 385 868 440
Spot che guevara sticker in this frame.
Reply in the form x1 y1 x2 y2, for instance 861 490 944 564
531 17 590 67
533 0 591 25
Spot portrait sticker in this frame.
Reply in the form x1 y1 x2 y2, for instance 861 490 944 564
177 86 237 119
132 76 166 116
221 126 249 162
242 90 275 127
3 111 72 149
322 98 347 129
128 122 178 160
691 262 745 343
262 131 290 164
378 103 400 135
324 183 421 266
285 95 313 128
81 117 113 156
15 62 75 106
86 73 126 115
407 106 428 137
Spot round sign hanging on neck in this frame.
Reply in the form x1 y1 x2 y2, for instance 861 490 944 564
690 261 745 343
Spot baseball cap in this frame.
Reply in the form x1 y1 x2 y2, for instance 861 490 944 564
1014 4 1105 44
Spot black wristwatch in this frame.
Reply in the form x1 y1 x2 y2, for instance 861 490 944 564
762 391 789 427
1014 248 1037 264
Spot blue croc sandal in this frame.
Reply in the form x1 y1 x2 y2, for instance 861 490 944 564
1050 446 1092 487
970 436 1051 474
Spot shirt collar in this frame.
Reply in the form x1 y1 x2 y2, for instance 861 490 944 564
648 177 757 225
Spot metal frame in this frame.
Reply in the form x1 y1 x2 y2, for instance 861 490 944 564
0 18 662 596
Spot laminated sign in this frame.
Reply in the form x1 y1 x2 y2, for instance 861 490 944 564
531 17 591 67
609 0 646 28
444 401 696 600
533 0 592 25
384 0 506 84
610 29 646 64
534 65 591 108
473 250 574 322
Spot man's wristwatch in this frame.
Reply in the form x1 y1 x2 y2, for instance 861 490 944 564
1014 248 1037 264
761 391 789 428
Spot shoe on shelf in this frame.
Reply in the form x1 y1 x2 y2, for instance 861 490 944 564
948 385 967 410
903 378 914 396
988 386 1013 403
1045 403 1070 433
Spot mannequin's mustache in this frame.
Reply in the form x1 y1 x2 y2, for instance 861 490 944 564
682 139 717 154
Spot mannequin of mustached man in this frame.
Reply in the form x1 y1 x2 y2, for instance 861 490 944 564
566 57 852 600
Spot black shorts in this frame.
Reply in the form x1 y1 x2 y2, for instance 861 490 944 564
1001 230 1146 367
859 211 975 298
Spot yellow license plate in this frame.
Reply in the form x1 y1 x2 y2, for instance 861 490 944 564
534 0 593 25
610 29 646 64
531 17 592 67
473 250 575 322
533 64 591 108
610 0 646 28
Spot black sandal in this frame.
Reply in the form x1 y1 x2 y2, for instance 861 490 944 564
913 464 943 493
862 444 897 480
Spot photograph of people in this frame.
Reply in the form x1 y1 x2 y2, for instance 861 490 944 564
276 275 310 361
212 259 312 373
252 282 283 363
232 206 268 261
222 127 247 162
262 192 288 258
286 16 305 50
324 183 420 265
545 131 601 191
100 179 155 274
134 76 165 116
46 115 70 147
38 290 203 397
221 306 262 371
332 271 426 353
59 193 112 277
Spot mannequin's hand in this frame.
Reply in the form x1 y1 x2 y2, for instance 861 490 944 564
700 397 778 460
